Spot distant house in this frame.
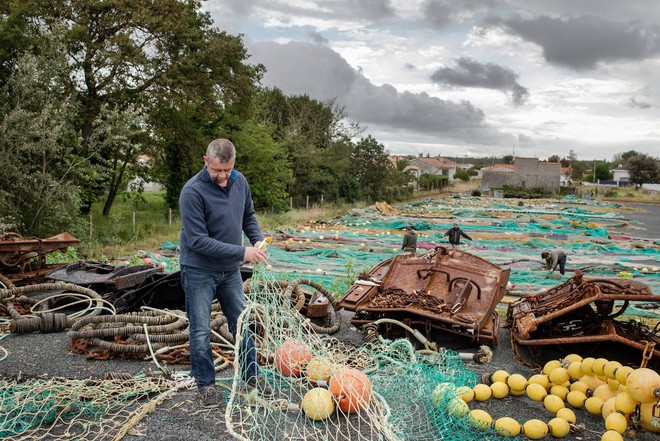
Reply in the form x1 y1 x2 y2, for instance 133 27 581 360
456 162 474 171
404 157 455 190
477 164 514 178
481 157 560 192
611 167 630 185
388 155 409 168
435 156 458 175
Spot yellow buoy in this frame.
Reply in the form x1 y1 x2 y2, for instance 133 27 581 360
455 385 475 403
567 361 585 380
548 417 571 438
585 396 604 415
431 382 453 406
467 409 493 430
601 429 623 441
603 361 622 380
557 407 577 424
491 382 509 399
301 387 335 420
570 381 589 395
550 385 570 401
607 378 619 390
507 373 527 391
305 356 333 382
639 402 660 433
580 374 605 390
626 368 660 403
543 360 562 376
567 390 587 408
526 383 547 402
494 417 521 437
591 358 609 377
615 366 633 386
447 397 469 418
528 374 550 390
593 384 618 402
510 387 526 396
614 391 636 415
562 353 583 365
491 369 510 384
580 357 596 376
473 383 493 402
522 419 549 439
549 367 570 386
601 397 616 420
544 394 565 414
605 412 628 434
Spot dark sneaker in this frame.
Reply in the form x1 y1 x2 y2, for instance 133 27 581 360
246 376 274 398
198 385 220 408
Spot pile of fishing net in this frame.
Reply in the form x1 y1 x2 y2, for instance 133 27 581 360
224 265 526 441
0 375 180 440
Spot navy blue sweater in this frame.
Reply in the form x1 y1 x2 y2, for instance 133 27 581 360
179 166 263 272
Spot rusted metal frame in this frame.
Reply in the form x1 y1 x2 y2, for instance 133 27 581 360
512 332 660 357
516 293 658 329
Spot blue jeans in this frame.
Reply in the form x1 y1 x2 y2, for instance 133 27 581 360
181 265 258 388
557 255 567 275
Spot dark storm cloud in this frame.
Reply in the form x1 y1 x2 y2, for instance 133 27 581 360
430 57 529 105
248 41 511 144
490 15 660 70
306 31 329 45
628 97 652 109
422 0 498 28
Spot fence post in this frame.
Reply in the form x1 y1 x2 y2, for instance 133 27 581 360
132 211 136 241
321 194 324 206
89 214 93 237
290 197 293 210
168 208 172 228
306 195 309 210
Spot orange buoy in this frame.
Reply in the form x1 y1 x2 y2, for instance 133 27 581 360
329 367 372 414
274 339 312 377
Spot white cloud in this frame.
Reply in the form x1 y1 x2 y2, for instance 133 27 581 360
203 0 660 158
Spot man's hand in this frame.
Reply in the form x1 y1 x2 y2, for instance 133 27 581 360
244 246 268 264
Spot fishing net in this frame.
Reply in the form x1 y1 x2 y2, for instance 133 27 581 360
0 375 181 440
154 197 659 298
224 265 525 441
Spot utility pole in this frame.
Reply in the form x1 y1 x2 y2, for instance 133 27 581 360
593 159 596 183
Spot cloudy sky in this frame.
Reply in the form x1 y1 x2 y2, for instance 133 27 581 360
203 0 660 160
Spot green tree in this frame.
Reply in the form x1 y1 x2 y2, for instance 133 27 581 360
0 46 85 237
92 105 152 216
566 150 588 182
229 120 292 211
454 169 470 182
502 155 514 164
547 155 560 163
418 173 448 190
612 150 640 166
351 135 392 200
627 154 659 187
14 0 261 213
584 162 612 183
253 89 359 205
0 2 34 90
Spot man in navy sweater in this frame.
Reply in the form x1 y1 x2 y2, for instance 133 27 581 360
179 139 271 408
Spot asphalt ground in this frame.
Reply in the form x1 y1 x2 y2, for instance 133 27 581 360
1 310 657 441
1 202 658 440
